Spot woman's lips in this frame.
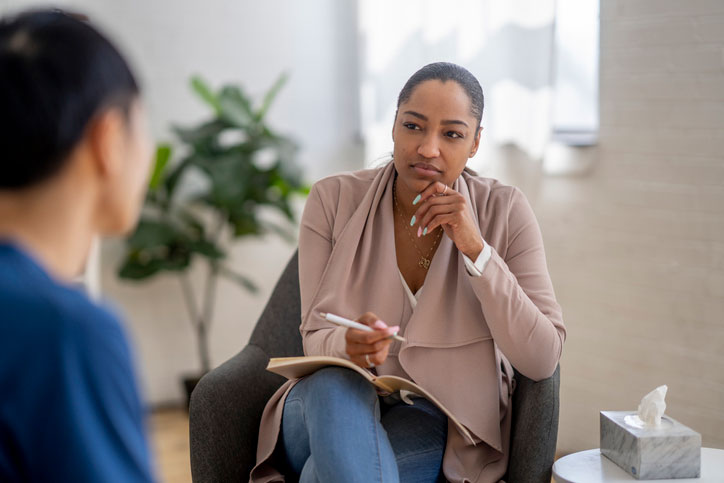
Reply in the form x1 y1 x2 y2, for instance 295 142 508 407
411 163 441 177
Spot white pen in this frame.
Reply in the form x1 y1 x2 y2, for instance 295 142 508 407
320 312 406 343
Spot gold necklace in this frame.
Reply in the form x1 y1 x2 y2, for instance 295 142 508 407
393 177 443 270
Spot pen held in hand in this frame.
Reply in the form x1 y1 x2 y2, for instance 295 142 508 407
320 312 406 343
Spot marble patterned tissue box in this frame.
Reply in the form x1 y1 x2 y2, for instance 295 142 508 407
600 411 701 480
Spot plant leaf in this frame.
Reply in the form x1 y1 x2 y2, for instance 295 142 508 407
255 72 289 122
127 219 181 250
230 213 262 237
218 86 253 128
164 156 193 201
173 119 227 145
191 76 221 114
149 144 172 190
219 266 259 293
174 207 206 236
189 239 226 259
118 256 165 279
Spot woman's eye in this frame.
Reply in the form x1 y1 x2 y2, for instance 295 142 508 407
446 131 463 139
403 122 420 130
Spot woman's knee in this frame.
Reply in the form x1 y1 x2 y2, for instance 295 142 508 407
300 367 377 404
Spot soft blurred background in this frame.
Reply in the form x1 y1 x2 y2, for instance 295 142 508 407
1 0 722 481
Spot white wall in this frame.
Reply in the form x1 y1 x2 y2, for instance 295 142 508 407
486 0 724 452
0 0 362 405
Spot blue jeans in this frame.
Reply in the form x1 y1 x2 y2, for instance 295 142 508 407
280 367 447 483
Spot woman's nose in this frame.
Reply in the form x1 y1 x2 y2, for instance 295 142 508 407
417 133 440 158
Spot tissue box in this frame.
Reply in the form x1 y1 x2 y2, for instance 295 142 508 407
600 411 701 480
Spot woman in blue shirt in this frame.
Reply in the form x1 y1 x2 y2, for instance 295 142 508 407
0 9 155 482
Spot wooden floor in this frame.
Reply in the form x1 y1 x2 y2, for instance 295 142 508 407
149 407 192 483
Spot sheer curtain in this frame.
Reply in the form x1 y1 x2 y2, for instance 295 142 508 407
358 0 599 168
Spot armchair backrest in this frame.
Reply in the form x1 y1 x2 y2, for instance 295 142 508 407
248 250 303 358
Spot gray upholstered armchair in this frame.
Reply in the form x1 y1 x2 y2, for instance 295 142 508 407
189 251 560 482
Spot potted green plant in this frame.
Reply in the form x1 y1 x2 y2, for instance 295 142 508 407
117 73 308 405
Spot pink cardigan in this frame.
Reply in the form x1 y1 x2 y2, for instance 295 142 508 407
250 162 565 483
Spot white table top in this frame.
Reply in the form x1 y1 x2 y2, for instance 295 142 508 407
553 448 724 483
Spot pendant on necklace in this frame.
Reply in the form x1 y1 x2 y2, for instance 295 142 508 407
418 257 431 269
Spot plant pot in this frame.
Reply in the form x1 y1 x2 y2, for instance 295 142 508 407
182 373 205 410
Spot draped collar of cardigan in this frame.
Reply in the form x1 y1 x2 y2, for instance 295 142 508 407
301 161 510 454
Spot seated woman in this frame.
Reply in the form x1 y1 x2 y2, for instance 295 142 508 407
251 62 566 483
0 10 154 482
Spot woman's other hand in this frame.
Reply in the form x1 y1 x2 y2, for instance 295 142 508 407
344 312 399 369
412 181 484 260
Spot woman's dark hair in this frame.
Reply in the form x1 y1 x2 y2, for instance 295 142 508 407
0 9 140 189
396 62 484 130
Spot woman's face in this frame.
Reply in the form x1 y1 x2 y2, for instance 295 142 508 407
392 79 481 196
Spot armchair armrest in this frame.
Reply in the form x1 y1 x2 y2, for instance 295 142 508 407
504 364 561 483
189 344 286 483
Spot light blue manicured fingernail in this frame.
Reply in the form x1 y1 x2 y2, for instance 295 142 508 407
423 227 428 236
410 215 416 226
413 194 421 205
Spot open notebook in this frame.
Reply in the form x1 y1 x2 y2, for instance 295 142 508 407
267 355 475 445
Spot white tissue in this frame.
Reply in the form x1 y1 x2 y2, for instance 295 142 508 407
637 385 668 427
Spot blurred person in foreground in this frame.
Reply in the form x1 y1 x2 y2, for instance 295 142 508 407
0 9 155 482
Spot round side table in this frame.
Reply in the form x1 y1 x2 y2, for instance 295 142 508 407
553 447 724 483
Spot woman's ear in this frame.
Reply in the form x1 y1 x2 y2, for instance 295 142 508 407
87 108 125 179
469 126 483 158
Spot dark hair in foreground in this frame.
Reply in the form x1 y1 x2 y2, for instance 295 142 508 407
0 9 139 189
396 62 484 130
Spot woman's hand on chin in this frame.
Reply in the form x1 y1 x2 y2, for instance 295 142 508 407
345 312 399 369
411 181 484 260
